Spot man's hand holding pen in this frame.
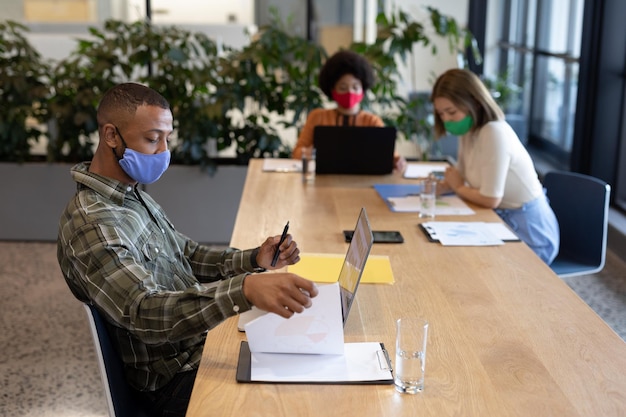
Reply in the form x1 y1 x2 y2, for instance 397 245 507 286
256 230 301 270
246 225 318 318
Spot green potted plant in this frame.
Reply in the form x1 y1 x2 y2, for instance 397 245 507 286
149 14 326 242
210 8 326 163
48 20 222 166
0 20 50 162
49 20 252 242
0 20 249 242
148 15 324 241
0 21 81 241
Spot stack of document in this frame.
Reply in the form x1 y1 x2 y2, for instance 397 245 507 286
387 194 475 214
373 184 474 215
262 158 302 172
420 221 520 246
237 283 393 384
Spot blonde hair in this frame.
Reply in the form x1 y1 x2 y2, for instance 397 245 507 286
430 68 504 138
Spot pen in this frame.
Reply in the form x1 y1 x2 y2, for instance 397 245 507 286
271 221 289 267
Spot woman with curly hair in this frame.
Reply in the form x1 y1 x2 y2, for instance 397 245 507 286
292 49 405 171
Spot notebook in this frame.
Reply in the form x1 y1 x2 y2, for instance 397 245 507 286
237 207 374 331
313 126 396 175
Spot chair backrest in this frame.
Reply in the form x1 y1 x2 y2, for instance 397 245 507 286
83 303 149 417
543 171 611 275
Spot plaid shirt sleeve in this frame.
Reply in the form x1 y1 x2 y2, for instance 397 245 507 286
58 190 257 345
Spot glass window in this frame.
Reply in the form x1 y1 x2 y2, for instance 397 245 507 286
495 0 584 164
531 58 578 150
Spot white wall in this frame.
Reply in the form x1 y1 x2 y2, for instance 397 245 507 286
24 23 254 63
137 0 254 24
0 0 24 20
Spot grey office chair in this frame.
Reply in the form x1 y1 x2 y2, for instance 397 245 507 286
543 171 611 277
83 303 150 417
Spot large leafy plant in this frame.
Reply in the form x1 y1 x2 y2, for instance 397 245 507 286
0 21 50 162
46 16 325 167
48 20 223 166
0 4 478 165
212 10 326 162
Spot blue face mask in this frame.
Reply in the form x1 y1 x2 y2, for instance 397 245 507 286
114 126 171 184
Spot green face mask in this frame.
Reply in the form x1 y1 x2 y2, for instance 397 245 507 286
444 115 474 136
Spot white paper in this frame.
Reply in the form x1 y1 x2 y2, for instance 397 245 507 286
483 222 520 241
244 283 344 354
387 195 475 215
243 283 392 384
434 195 476 215
262 158 302 172
422 221 505 246
403 162 450 179
250 342 391 382
387 195 421 212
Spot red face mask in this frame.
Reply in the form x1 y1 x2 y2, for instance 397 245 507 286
332 91 364 109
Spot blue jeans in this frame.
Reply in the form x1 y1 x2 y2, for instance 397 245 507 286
495 193 560 265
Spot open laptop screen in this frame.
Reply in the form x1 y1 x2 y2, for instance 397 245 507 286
338 207 374 326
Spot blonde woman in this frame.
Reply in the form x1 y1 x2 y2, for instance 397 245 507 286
431 68 559 264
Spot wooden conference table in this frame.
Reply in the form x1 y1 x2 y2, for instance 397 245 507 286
187 159 626 417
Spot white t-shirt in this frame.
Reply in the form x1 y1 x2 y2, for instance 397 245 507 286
456 120 543 209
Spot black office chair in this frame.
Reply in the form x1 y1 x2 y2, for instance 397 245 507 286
83 303 150 417
543 171 611 277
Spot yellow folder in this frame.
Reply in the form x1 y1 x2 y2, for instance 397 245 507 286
288 253 395 284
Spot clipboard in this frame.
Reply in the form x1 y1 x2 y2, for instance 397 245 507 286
419 222 521 243
236 341 394 385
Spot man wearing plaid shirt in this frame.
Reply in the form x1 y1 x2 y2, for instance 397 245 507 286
57 83 318 417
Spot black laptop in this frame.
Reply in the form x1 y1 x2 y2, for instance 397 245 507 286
313 126 397 175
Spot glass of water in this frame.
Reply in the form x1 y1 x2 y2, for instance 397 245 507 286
418 178 437 218
301 147 316 184
394 318 429 394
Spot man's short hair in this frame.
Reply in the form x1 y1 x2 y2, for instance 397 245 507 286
97 83 170 126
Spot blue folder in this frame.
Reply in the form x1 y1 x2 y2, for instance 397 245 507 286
373 184 422 212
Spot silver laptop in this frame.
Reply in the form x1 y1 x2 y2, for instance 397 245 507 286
238 207 374 330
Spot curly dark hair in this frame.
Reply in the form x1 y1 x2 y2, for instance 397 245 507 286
318 50 375 99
